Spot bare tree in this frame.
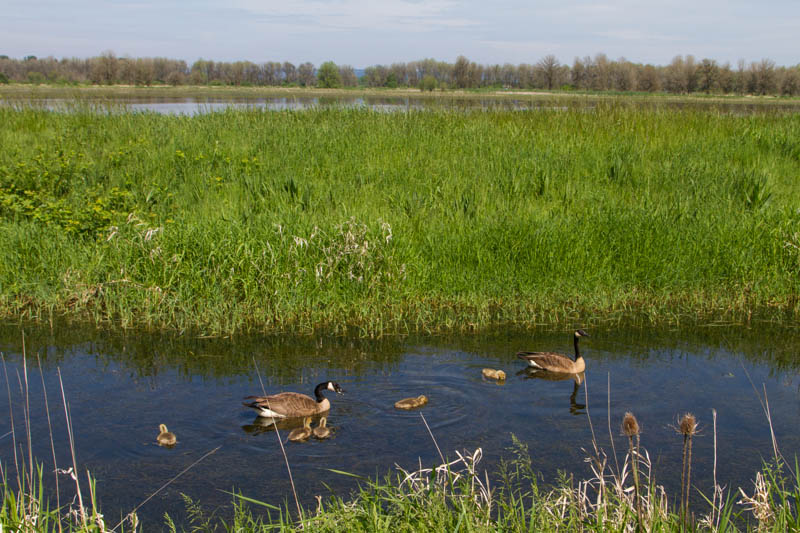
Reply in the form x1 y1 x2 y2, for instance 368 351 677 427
697 58 718 93
338 64 358 87
536 54 560 90
637 64 660 92
753 58 777 94
452 55 470 88
282 61 297 84
297 62 315 86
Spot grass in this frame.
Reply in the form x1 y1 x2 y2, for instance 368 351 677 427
1 103 800 335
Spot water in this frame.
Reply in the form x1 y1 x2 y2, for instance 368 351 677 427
1 323 799 527
3 92 800 115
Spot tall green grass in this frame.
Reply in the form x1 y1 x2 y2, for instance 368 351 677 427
1 104 799 334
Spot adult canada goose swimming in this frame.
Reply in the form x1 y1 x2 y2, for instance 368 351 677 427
288 417 312 442
516 329 589 373
243 381 344 418
394 395 428 410
156 424 177 447
313 417 331 439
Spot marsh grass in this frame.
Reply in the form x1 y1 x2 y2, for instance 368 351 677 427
1 105 800 334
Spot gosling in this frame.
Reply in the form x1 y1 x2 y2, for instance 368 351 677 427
156 424 177 447
313 417 331 439
482 368 506 381
288 417 312 442
394 395 428 410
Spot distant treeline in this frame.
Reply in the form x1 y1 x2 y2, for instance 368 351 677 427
1 51 799 96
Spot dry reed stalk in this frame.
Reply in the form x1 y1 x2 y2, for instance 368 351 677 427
582 376 605 517
622 412 642 531
419 412 445 464
37 353 63 533
2 353 23 501
607 373 620 476
741 364 790 476
58 367 86 528
701 408 724 530
109 445 221 532
678 412 697 527
21 341 36 523
252 356 303 522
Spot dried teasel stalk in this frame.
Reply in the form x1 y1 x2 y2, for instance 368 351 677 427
678 412 698 526
621 412 643 531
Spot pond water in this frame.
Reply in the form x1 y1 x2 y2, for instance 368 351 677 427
1 323 799 527
2 93 800 115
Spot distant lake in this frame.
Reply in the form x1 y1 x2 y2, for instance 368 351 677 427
2 91 800 115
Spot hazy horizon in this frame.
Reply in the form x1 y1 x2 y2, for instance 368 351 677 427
3 1 799 69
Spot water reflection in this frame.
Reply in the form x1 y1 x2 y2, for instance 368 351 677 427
1 322 800 528
518 369 586 415
3 93 800 115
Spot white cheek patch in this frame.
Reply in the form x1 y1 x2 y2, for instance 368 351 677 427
327 382 335 391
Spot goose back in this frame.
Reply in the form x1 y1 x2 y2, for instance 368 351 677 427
516 351 586 373
243 392 330 418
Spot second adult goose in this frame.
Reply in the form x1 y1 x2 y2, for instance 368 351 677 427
243 381 344 418
517 329 589 373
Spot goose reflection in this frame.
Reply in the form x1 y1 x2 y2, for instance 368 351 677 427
242 415 322 435
517 368 586 415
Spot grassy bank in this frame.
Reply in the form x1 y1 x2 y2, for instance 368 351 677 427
1 104 800 334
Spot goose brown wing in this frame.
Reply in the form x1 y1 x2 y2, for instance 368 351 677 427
243 392 320 417
516 351 574 372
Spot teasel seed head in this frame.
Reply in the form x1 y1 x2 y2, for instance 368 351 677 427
679 412 697 436
622 412 640 437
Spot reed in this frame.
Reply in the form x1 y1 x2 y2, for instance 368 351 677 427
1 105 800 335
678 412 698 526
622 412 643 530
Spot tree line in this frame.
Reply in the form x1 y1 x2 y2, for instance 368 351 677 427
1 51 799 96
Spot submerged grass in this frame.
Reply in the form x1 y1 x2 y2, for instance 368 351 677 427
1 104 800 334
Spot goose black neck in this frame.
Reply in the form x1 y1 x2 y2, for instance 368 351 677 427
573 335 582 360
314 382 327 402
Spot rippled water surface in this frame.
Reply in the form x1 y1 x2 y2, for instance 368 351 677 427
1 324 799 526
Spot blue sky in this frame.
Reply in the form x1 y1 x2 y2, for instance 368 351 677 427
3 0 798 67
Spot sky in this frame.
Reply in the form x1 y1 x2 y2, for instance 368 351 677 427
3 0 798 68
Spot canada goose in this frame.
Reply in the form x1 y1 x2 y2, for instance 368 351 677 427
243 381 344 418
156 424 176 447
517 368 585 385
394 395 428 410
482 368 506 381
516 329 589 373
288 417 312 442
313 417 331 439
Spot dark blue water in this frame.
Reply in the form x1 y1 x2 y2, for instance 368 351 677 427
1 324 799 527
